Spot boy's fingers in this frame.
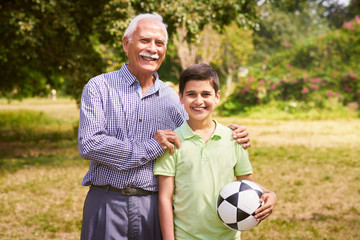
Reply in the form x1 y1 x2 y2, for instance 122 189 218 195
254 204 271 220
254 193 275 220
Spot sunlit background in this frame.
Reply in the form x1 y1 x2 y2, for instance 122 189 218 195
0 0 359 239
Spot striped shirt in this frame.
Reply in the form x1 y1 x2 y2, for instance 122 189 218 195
78 63 187 191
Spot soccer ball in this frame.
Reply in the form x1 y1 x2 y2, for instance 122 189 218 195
216 180 264 231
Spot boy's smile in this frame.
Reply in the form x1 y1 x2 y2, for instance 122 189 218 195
180 80 220 123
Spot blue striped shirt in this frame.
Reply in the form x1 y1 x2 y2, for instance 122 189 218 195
78 63 187 191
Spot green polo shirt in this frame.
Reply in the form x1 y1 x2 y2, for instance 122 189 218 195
154 120 253 240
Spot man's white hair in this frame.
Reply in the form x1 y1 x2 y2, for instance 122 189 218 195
123 13 168 46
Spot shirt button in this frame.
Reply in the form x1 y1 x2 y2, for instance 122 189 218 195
139 119 142 122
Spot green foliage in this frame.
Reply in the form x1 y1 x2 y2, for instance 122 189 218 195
0 0 260 103
216 22 254 75
219 15 360 115
132 0 259 42
0 0 107 103
252 0 330 61
157 41 183 82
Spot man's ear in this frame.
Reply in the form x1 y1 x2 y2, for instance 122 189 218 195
123 36 129 54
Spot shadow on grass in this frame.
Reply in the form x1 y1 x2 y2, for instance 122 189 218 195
0 111 83 173
0 139 85 174
0 110 78 142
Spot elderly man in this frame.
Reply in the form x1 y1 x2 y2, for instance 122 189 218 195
78 13 250 240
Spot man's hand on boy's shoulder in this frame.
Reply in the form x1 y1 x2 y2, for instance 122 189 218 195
228 124 251 149
154 129 181 154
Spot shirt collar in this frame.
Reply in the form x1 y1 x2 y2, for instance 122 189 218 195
120 63 160 99
120 63 138 86
152 72 160 92
182 120 222 141
121 63 160 97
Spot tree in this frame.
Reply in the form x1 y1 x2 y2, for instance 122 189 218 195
348 0 360 20
167 24 222 83
169 21 253 96
172 23 198 70
98 0 260 84
252 0 331 62
252 0 358 62
216 22 254 95
0 0 260 103
0 0 108 101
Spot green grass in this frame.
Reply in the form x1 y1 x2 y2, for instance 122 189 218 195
1 98 360 239
0 110 76 142
217 99 359 120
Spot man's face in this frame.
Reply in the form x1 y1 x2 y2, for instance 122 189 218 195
123 19 167 78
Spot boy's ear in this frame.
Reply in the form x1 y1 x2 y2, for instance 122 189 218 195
178 92 184 104
215 90 221 103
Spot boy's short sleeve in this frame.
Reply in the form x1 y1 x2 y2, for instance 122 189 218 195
234 146 253 176
154 149 177 176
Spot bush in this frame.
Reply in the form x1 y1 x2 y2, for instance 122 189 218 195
219 16 360 115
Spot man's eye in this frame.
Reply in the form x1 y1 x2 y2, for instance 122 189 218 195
156 41 164 46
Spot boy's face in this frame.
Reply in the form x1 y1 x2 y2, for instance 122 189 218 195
179 80 220 122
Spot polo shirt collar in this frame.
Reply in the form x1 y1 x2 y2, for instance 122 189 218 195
182 120 222 141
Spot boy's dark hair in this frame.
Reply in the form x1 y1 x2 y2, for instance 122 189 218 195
179 64 219 95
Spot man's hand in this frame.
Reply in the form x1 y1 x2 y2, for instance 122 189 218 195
153 129 181 154
228 124 251 149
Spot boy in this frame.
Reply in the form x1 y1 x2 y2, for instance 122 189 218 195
154 64 276 240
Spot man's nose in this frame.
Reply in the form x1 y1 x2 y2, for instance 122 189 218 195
146 41 157 52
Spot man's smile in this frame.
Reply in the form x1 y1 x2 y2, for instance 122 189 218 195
140 51 159 61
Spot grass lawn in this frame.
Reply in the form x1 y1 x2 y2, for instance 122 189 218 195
0 98 359 239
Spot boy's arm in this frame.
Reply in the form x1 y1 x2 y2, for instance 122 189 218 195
236 174 277 221
158 175 175 240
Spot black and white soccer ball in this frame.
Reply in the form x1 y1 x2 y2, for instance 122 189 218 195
217 180 264 231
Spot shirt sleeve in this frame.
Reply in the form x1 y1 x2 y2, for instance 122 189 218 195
234 146 253 176
154 148 177 176
78 79 165 171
